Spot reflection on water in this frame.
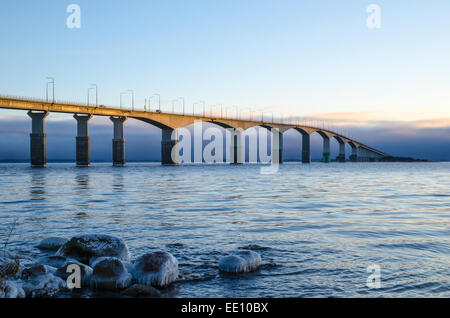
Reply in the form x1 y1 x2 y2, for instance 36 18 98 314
112 173 125 193
75 173 89 192
30 171 46 201
0 162 449 297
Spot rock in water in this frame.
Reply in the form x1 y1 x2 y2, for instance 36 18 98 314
130 251 179 288
36 256 68 269
21 264 47 280
121 284 161 298
56 234 130 264
20 265 66 298
90 257 132 290
219 250 262 273
0 280 26 298
36 237 68 251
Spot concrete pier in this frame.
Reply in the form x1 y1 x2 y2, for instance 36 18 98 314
322 136 331 163
162 128 179 165
271 129 283 164
229 128 244 164
337 142 346 162
350 145 358 162
74 114 92 166
28 111 49 167
110 116 126 166
302 134 311 164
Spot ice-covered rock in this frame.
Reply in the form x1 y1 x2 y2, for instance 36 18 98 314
36 256 68 269
19 264 66 298
21 264 47 280
56 234 130 264
0 280 26 298
36 237 68 251
130 251 179 288
90 257 132 290
55 261 93 287
219 250 262 273
90 257 132 271
121 284 161 298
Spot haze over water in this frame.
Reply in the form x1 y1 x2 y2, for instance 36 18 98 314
0 162 449 297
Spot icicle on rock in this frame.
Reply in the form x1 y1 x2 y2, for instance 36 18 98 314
0 280 25 298
20 264 66 298
90 257 132 290
130 251 179 288
219 250 262 273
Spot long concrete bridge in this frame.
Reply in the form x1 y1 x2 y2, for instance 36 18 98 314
0 95 388 167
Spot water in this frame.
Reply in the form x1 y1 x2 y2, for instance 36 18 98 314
0 162 449 297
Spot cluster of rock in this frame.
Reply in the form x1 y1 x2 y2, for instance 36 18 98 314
0 234 178 298
1 234 263 298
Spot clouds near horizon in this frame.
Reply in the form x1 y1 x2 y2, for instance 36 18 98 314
1 116 449 162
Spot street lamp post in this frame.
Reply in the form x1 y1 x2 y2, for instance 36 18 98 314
120 90 134 110
87 84 98 107
172 100 177 113
149 94 161 112
233 105 239 120
179 97 185 115
218 104 223 119
243 107 252 121
193 101 205 117
46 77 55 103
130 90 135 111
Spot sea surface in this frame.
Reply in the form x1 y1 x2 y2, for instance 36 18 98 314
0 162 449 298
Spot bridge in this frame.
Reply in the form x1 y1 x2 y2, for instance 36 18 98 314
0 95 388 167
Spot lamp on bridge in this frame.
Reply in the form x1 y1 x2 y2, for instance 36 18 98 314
120 90 134 110
46 77 55 104
87 84 98 107
149 94 161 112
193 101 205 117
178 97 185 115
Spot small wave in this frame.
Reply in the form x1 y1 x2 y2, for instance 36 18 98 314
177 274 217 284
239 244 271 251
166 242 184 248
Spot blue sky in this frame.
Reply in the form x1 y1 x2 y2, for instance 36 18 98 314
1 0 450 160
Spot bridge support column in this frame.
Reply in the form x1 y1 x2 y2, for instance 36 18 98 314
229 128 244 164
110 116 126 166
271 129 283 164
350 145 358 162
74 114 92 167
322 136 331 163
302 134 311 164
162 129 179 165
337 142 346 162
28 111 49 168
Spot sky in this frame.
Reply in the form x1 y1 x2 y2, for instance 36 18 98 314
1 0 450 161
